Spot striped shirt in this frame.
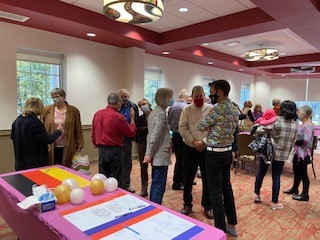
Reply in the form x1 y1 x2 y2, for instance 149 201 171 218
271 116 299 161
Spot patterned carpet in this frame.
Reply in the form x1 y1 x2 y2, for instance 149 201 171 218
1 150 320 240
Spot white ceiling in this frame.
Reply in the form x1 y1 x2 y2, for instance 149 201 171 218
205 29 320 58
59 0 320 59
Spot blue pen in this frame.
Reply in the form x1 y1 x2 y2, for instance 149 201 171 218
123 224 140 235
115 212 132 219
128 205 146 210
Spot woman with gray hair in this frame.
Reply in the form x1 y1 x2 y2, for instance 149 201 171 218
143 88 174 204
283 105 314 201
11 98 62 170
43 88 84 168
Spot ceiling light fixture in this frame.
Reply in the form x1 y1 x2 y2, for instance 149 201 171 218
202 43 209 46
244 45 279 62
239 68 244 71
208 61 213 65
162 51 170 55
87 32 96 37
103 0 164 24
179 7 188 12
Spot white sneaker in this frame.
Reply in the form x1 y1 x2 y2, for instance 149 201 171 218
254 193 261 203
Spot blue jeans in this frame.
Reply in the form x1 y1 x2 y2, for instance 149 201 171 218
150 166 168 204
98 146 124 188
254 158 285 203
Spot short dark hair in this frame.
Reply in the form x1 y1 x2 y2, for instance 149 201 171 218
212 79 230 96
279 100 297 121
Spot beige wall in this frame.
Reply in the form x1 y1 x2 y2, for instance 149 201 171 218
0 128 98 174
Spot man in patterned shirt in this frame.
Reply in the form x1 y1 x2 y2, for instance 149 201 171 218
197 79 239 237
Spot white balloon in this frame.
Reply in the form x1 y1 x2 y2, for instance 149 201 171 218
91 173 108 182
70 188 85 204
62 178 79 189
104 177 118 192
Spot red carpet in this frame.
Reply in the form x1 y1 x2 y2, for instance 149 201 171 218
1 150 320 239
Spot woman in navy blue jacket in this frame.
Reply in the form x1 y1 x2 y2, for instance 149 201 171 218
11 97 62 171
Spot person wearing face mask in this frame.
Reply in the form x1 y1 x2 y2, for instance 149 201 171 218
43 88 84 168
143 88 174 205
92 93 136 188
118 89 139 193
283 106 314 201
136 98 152 197
197 80 239 236
167 89 189 191
178 86 214 219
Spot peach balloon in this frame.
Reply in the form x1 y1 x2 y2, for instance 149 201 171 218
53 184 71 203
90 179 104 195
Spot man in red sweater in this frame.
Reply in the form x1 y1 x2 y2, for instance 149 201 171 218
92 93 136 188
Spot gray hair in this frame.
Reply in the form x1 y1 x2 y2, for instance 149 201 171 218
118 88 130 96
50 88 66 98
138 98 151 108
272 98 281 105
191 86 205 96
178 89 190 99
155 88 174 109
299 105 313 118
107 93 121 105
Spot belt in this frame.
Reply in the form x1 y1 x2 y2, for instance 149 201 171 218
206 146 232 152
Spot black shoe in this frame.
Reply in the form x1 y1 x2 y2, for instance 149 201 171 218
292 194 309 201
283 188 298 195
192 182 197 185
172 183 184 190
203 209 214 219
181 206 192 215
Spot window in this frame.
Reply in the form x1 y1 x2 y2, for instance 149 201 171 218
203 77 214 97
16 49 63 113
240 83 251 109
295 101 320 125
144 68 162 107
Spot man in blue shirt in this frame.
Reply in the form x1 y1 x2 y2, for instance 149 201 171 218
118 89 139 193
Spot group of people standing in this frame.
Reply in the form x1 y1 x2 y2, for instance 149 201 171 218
11 81 314 238
11 88 84 171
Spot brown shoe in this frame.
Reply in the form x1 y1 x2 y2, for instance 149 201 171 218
140 190 148 197
203 209 214 219
181 206 192 215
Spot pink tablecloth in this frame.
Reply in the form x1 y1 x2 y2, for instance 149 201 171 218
0 166 226 240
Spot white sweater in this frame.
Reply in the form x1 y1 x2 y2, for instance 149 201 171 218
178 103 213 148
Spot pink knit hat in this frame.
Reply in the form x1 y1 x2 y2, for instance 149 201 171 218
255 109 276 126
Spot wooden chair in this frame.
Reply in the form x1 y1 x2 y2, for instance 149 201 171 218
235 134 258 174
310 135 317 178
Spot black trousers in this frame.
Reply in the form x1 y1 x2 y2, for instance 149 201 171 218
54 147 63 165
172 132 184 185
138 140 148 190
183 144 211 210
205 150 237 232
292 154 310 195
122 139 133 189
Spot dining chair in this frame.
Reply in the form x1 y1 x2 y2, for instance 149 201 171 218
235 134 257 174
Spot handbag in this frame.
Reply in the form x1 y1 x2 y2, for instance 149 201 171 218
72 154 91 175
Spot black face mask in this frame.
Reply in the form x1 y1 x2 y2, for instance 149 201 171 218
209 94 218 105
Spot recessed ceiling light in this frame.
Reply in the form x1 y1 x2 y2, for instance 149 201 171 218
281 74 286 76
208 61 213 65
179 7 189 12
87 32 96 37
239 69 244 71
163 51 170 55
202 43 209 46
262 73 266 76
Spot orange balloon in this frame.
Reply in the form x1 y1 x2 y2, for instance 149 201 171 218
54 184 71 203
90 179 104 195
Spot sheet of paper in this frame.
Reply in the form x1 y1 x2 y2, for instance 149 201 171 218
63 194 150 232
40 167 90 188
101 211 202 240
